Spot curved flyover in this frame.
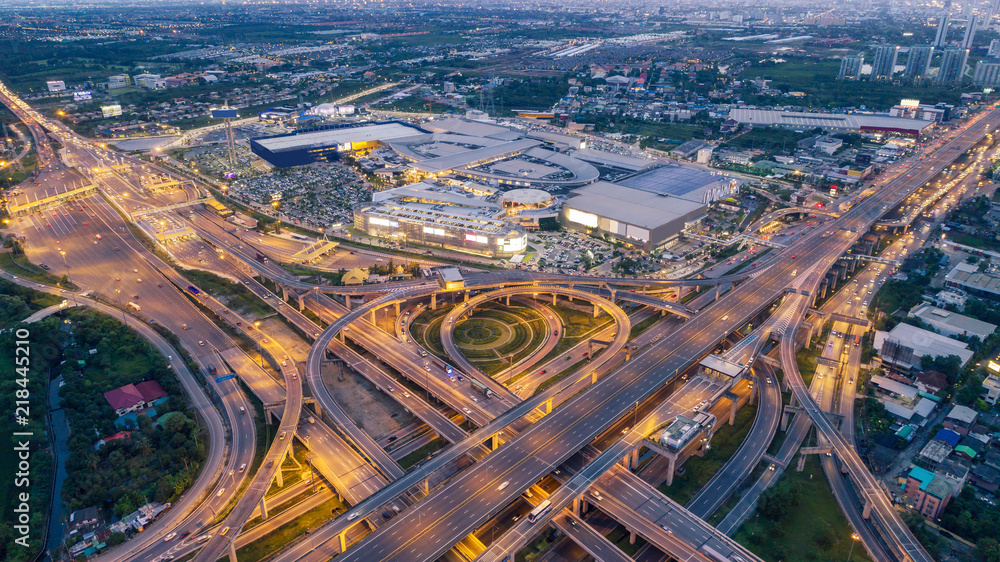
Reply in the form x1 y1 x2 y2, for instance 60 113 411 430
193 349 303 562
439 286 630 399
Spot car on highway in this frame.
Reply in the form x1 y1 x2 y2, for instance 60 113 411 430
463 407 471 414
216 487 225 497
566 516 577 527
199 340 205 346
196 534 212 543
347 512 360 521
164 532 177 542
240 406 246 414
498 481 509 490
239 463 247 472
220 526 230 536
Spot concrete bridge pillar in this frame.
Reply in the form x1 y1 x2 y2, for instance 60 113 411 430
338 330 345 344
730 396 738 426
229 540 238 562
505 295 510 307
370 309 376 325
715 285 721 301
552 293 557 306
430 294 436 310
282 285 289 302
781 410 792 432
395 302 400 316
464 291 469 303
537 398 553 415
621 453 631 470
629 530 637 545
568 294 574 303
345 295 351 310
338 530 348 553
299 296 305 312
490 433 499 451
862 499 872 519
592 371 598 384
630 448 639 468
260 496 269 520
422 478 430 496
665 455 677 486
593 304 599 318
572 498 581 516
625 347 632 362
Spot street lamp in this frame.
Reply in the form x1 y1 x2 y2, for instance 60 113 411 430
847 533 860 561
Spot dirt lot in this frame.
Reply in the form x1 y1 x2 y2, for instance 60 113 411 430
258 316 313 362
321 363 415 441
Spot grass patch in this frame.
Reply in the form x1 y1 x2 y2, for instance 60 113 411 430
0 251 78 289
629 314 662 339
398 437 447 470
182 268 272 318
733 455 872 561
234 497 344 562
658 399 758 505
796 347 820 387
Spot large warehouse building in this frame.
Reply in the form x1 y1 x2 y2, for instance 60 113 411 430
249 121 424 167
353 181 528 258
729 108 935 137
559 164 737 250
560 182 707 251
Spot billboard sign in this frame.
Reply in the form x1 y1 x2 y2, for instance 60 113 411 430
101 104 122 118
73 91 92 101
211 108 239 119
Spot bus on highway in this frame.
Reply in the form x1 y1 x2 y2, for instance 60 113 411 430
854 334 862 347
187 285 201 295
527 500 551 524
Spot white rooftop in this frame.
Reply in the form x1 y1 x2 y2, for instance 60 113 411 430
730 108 934 133
874 322 974 369
254 122 422 152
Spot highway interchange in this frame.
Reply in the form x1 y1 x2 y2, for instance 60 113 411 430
2 76 997 562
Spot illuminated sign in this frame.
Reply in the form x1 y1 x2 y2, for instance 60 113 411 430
989 360 1000 373
465 234 488 244
73 91 92 101
566 208 598 228
370 217 398 228
101 104 122 118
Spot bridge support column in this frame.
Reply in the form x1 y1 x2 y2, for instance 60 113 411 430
490 433 499 451
506 295 510 307
338 530 347 553
345 295 351 310
299 296 305 313
338 331 345 343
313 401 323 419
395 302 400 316
781 410 791 432
422 478 430 496
464 291 469 303
282 285 289 302
229 539 238 562
621 453 631 470
572 498 581 516
625 347 632 361
593 304 599 318
552 293 557 306
715 285 721 301
629 530 637 545
730 396 738 426
862 499 872 519
260 496 269 520
630 448 639 469
537 398 553 415
592 371 598 384
664 455 676 486
370 309 376 325
430 294 436 310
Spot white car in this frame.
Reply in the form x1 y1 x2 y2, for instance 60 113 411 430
498 481 509 491
163 532 177 542
347 512 360 521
